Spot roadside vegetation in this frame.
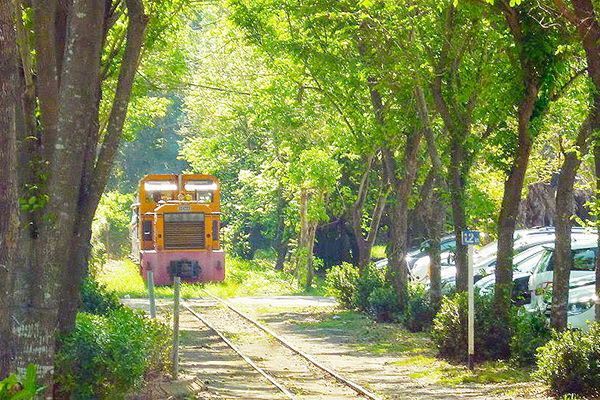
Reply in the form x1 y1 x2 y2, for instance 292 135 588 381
4 0 600 398
97 257 299 299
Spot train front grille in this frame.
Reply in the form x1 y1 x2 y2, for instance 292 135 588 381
164 213 205 249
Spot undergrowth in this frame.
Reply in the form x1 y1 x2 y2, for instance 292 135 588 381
98 256 300 298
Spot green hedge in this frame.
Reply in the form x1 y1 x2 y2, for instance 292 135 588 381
535 323 600 398
56 308 171 400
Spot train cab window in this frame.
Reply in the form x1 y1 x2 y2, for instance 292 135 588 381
144 181 177 202
193 191 213 203
142 220 152 241
185 180 217 203
146 191 172 202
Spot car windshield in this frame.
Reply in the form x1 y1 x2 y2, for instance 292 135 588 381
533 248 554 274
475 241 498 260
440 239 456 251
514 248 547 273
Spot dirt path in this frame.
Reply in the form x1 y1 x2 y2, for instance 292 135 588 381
125 296 550 399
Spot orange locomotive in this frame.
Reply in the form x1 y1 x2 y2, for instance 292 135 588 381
131 174 225 285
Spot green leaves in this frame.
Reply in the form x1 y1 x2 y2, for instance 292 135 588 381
0 364 45 400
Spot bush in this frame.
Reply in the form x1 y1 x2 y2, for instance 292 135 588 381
80 278 123 315
510 308 552 366
325 262 360 308
355 265 386 313
402 283 436 332
325 262 387 313
535 322 600 398
368 286 400 322
432 291 514 362
0 364 45 399
56 308 171 399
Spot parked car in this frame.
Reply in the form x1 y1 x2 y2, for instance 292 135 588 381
473 244 550 304
420 227 597 285
525 275 598 330
527 238 597 310
406 235 456 270
375 234 456 272
441 244 549 299
564 281 598 329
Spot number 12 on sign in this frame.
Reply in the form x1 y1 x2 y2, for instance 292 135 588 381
462 230 480 246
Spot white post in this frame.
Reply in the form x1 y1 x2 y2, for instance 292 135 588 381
467 244 475 370
172 276 180 379
148 268 156 319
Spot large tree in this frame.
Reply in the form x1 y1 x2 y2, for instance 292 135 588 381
549 0 600 330
493 0 570 351
0 0 20 376
0 0 194 391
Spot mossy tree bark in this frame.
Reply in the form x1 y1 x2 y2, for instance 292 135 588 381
2 0 148 390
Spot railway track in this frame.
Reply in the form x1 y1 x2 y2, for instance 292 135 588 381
181 291 383 400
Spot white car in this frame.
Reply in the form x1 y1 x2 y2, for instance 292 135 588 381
526 238 598 329
410 250 454 282
528 239 597 309
441 244 549 298
565 281 598 329
416 228 597 285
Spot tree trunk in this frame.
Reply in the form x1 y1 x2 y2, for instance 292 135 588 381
418 169 445 308
494 93 536 357
5 0 148 390
57 0 148 339
564 0 600 326
305 220 318 289
552 116 593 330
296 187 315 287
449 142 468 292
552 159 576 330
386 197 410 308
0 0 19 377
549 0 600 329
493 4 546 357
427 207 444 308
383 126 423 308
273 195 289 271
297 187 309 273
415 84 447 307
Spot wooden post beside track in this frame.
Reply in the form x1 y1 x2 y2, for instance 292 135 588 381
172 276 181 379
148 267 156 319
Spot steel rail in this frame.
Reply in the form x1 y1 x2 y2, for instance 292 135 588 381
182 302 296 400
200 290 383 400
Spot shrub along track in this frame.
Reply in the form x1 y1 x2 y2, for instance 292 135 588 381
125 295 549 399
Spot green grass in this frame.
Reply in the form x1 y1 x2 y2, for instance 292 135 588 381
98 256 301 299
408 360 534 386
288 309 433 355
284 307 537 389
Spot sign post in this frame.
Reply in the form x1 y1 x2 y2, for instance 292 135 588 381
462 230 480 370
147 264 156 319
172 276 181 379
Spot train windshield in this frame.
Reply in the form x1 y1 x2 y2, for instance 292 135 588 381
185 180 216 203
185 180 218 191
144 180 177 191
144 180 177 202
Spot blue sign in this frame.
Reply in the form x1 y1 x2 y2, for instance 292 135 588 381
462 230 480 245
